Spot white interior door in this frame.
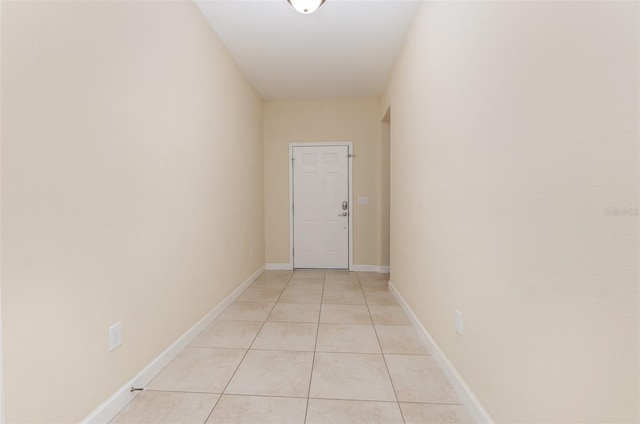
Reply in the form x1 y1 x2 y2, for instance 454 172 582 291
293 145 349 269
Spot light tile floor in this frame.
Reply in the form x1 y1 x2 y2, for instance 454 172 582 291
111 271 474 424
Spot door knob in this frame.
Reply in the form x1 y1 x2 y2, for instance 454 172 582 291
338 212 348 216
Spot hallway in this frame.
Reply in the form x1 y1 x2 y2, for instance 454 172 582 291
111 271 473 423
3 1 638 422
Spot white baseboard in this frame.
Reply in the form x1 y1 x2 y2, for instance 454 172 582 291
265 263 388 273
266 263 388 273
350 264 378 272
82 265 265 424
265 263 293 271
350 264 389 273
388 281 494 424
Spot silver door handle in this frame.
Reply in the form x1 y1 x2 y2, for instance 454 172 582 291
338 212 348 216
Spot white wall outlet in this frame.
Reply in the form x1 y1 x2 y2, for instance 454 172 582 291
109 322 122 351
454 309 462 335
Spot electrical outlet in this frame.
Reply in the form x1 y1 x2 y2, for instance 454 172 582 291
109 322 122 351
454 310 462 335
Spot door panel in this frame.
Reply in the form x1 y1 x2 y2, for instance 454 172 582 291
293 145 349 269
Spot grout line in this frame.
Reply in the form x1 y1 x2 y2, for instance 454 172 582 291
137 389 463 407
187 344 428 356
140 388 223 395
203 270 294 423
307 396 399 404
361 272 407 424
244 347 315 353
186 345 254 351
127 270 423 423
303 269 325 424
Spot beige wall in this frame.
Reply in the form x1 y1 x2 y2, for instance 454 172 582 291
379 111 390 268
263 99 384 267
383 1 639 422
0 0 3 420
1 1 264 422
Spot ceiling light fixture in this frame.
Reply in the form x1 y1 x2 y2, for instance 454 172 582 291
287 0 325 14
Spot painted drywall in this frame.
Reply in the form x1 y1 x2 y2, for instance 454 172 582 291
0 1 4 420
383 1 639 422
379 112 390 268
263 99 384 267
1 1 264 421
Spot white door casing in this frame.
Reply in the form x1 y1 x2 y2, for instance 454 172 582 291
291 143 351 269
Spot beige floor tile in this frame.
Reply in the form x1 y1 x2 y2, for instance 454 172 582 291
369 306 411 325
322 289 366 305
385 354 460 403
279 288 323 304
375 325 428 354
306 399 403 424
309 352 396 401
320 304 372 324
364 291 399 306
325 271 359 281
324 280 361 291
147 347 245 393
109 268 476 422
225 350 314 397
361 280 390 291
218 302 274 321
236 288 283 303
268 303 320 323
400 403 474 424
111 391 218 424
316 324 381 353
292 270 325 279
251 279 289 289
190 321 263 349
256 271 293 282
207 395 306 424
251 322 317 351
287 279 324 290
357 272 389 281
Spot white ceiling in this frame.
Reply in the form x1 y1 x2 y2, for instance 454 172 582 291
195 0 420 100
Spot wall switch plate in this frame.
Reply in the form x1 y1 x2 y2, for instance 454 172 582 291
249 248 253 259
109 322 122 351
454 310 462 335
357 197 369 205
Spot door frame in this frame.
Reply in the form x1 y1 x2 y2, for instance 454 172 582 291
289 142 353 270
